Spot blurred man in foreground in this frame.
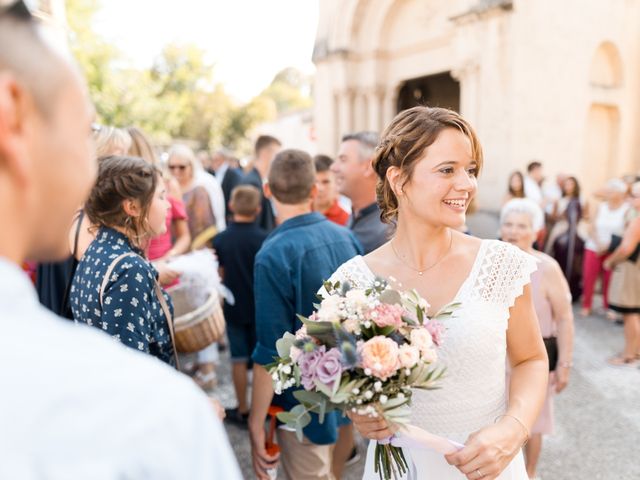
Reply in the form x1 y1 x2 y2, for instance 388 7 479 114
0 2 240 478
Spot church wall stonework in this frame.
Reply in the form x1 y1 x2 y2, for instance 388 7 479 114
314 0 640 210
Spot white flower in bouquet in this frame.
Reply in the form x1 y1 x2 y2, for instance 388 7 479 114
317 295 342 322
342 317 361 334
345 288 369 307
410 327 433 352
421 347 438 363
398 344 420 368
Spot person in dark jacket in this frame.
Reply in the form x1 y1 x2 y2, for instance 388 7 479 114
213 185 268 425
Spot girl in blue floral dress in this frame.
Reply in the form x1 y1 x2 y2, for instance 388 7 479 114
70 156 175 365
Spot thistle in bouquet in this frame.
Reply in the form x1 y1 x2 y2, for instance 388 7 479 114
267 277 459 480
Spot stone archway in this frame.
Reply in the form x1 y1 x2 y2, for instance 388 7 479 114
583 105 620 193
396 72 461 113
589 41 623 88
583 41 623 187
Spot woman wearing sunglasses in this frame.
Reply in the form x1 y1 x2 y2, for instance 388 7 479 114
167 144 225 389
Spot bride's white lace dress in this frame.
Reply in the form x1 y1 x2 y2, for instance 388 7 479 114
329 239 536 479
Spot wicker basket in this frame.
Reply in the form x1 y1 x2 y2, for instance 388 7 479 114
167 285 225 353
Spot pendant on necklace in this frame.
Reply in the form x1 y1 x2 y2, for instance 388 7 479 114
418 271 424 276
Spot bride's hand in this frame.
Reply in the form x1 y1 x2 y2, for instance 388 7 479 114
346 410 398 441
444 417 527 479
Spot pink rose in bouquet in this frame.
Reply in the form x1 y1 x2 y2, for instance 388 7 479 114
370 303 406 329
298 346 326 390
360 336 401 381
315 348 344 390
425 319 446 346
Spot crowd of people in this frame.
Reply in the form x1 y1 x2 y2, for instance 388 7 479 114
504 161 640 369
2 3 638 480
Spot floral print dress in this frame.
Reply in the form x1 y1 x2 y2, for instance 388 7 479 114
70 227 175 365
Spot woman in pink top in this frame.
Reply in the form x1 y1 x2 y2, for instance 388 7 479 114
148 197 190 260
501 198 575 480
147 195 189 261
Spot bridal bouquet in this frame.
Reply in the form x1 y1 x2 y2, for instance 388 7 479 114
267 277 458 480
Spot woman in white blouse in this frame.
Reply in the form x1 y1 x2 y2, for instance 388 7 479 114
581 179 629 317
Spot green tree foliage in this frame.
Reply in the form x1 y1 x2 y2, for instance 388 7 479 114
65 1 308 149
258 67 313 114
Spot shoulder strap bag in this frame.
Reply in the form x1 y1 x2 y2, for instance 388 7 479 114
99 251 180 369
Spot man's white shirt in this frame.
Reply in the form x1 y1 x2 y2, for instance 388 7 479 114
0 258 241 480
524 175 543 205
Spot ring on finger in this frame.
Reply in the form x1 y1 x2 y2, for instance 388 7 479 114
475 469 483 479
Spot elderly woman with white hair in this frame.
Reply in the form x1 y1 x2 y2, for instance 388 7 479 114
581 178 629 318
168 144 226 247
501 198 575 480
167 144 225 389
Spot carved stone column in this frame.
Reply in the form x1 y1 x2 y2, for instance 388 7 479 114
451 61 480 125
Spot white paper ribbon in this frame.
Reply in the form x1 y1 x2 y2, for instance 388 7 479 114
380 424 464 455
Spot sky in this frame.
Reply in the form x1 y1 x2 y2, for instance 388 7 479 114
92 0 319 102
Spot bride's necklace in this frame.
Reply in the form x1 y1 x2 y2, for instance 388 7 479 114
390 231 453 276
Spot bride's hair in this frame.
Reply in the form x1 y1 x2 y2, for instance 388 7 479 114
372 106 483 224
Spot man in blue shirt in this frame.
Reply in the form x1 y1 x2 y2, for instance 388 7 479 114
249 149 362 480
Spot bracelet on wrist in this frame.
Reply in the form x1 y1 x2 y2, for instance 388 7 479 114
495 414 530 445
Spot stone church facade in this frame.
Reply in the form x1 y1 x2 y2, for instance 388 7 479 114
312 0 640 209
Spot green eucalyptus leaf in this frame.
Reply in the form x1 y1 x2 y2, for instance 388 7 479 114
401 315 418 326
406 362 426 384
305 321 334 335
275 332 296 359
374 325 396 336
314 379 334 398
318 396 328 423
379 289 402 306
380 396 409 410
293 389 326 407
287 404 312 443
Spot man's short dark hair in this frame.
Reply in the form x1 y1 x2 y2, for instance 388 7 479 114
254 135 281 155
268 149 315 204
527 161 542 173
341 131 379 160
314 154 333 173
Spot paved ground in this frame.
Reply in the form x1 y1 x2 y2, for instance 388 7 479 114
211 301 639 480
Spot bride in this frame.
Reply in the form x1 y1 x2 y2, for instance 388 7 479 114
331 106 548 479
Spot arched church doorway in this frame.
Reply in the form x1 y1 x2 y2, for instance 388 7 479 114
584 104 620 193
396 72 460 113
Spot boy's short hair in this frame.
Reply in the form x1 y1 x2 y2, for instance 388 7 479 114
268 149 316 204
314 154 333 173
230 185 261 217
